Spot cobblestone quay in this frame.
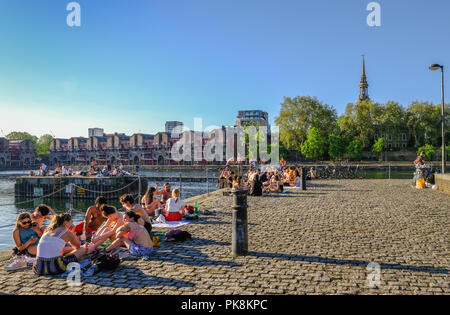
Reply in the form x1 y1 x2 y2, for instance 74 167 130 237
0 179 448 295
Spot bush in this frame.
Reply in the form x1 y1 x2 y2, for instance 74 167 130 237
346 140 363 160
417 144 435 161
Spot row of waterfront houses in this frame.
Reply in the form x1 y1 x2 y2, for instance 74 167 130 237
0 138 36 167
49 131 219 166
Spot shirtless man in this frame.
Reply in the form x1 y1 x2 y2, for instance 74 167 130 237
30 204 56 231
154 182 172 205
73 196 107 240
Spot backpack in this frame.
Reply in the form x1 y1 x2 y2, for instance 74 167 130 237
165 229 192 242
183 205 195 214
91 250 120 271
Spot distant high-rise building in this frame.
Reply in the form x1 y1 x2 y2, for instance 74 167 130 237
165 121 184 138
358 55 370 102
235 110 269 128
88 128 104 137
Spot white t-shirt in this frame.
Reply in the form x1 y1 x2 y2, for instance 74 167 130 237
166 197 184 213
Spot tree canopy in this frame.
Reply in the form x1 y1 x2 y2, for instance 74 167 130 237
275 96 337 152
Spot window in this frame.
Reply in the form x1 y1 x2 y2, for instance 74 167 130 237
402 133 407 141
402 143 407 148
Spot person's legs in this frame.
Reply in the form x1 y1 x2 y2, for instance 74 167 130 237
71 244 89 260
87 233 112 253
91 226 111 243
105 237 126 252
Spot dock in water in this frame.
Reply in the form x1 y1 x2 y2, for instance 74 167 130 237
14 176 148 200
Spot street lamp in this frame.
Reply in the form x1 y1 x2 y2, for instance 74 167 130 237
429 64 446 173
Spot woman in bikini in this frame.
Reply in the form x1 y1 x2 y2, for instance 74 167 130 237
141 187 161 217
104 211 153 257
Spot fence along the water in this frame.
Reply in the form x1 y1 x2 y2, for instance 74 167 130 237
1 169 217 230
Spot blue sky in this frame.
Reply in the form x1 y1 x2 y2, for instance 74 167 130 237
0 0 448 138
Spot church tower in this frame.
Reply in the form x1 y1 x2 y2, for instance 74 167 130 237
358 55 369 102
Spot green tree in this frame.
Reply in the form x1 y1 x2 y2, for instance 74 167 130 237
438 145 450 160
35 134 53 157
405 101 441 147
5 131 38 144
338 100 382 149
328 134 346 160
376 101 406 148
346 140 363 160
300 127 327 160
417 144 436 161
371 137 385 160
275 96 337 153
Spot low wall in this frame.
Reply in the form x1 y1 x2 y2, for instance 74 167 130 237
435 174 450 195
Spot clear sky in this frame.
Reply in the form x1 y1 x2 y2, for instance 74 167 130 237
0 0 449 138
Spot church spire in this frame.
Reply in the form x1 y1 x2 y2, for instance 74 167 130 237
359 55 369 102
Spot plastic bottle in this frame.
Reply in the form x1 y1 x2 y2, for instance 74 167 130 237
194 201 198 214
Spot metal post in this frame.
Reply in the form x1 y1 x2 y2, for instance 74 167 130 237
301 167 307 191
441 67 446 174
138 175 142 202
206 168 209 195
69 184 74 216
232 189 248 256
179 172 182 197
389 163 391 180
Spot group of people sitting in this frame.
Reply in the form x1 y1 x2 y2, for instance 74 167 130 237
29 163 132 178
11 182 187 276
217 164 320 196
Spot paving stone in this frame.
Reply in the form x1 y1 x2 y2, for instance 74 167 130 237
0 180 448 295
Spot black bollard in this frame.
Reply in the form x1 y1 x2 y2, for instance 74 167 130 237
301 167 307 190
232 189 248 256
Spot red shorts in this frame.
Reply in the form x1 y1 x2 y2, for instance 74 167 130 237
165 212 182 222
73 222 97 235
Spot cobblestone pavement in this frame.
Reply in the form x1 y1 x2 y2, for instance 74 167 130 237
0 179 448 295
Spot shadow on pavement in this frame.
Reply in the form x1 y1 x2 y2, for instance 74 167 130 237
146 237 242 268
249 251 448 275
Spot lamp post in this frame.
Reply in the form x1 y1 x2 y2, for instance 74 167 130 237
429 64 446 174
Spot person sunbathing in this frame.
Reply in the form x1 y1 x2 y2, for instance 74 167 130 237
72 196 107 240
120 193 152 237
87 205 124 253
12 212 42 257
104 211 153 257
30 204 56 231
165 189 184 221
289 170 301 187
269 175 282 193
155 182 172 205
141 187 161 217
33 214 88 276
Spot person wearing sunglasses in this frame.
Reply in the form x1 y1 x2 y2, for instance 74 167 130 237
12 212 43 256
